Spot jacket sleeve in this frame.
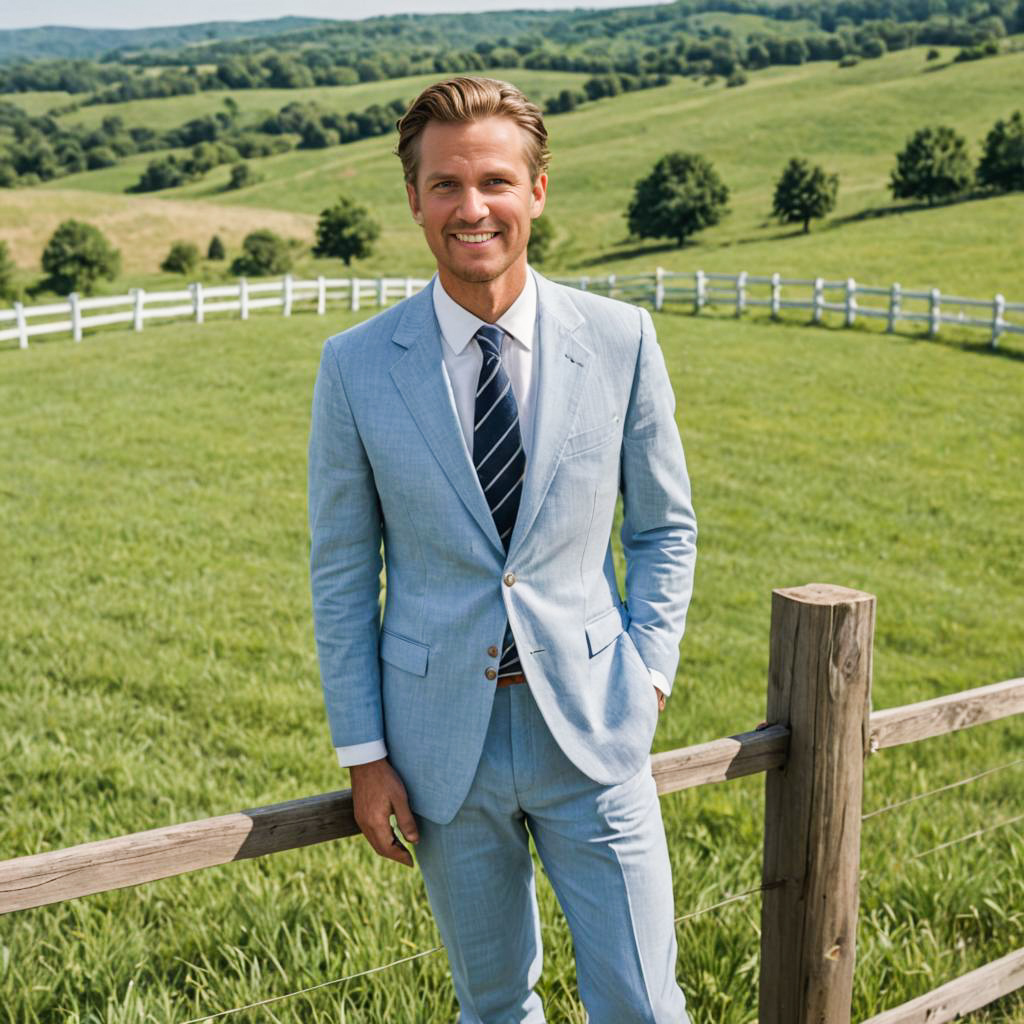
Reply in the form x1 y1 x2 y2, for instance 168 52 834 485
308 336 385 749
619 306 697 695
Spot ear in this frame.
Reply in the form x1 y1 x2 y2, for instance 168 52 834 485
406 181 424 225
530 172 548 220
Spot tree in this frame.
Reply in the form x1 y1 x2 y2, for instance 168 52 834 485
132 156 186 193
527 215 554 265
772 157 839 233
40 219 121 296
312 195 380 266
977 110 1024 192
207 234 226 260
890 126 973 206
627 152 729 246
226 162 260 190
161 241 200 275
0 240 17 302
230 230 292 277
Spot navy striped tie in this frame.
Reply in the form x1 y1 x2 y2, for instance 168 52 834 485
473 324 525 680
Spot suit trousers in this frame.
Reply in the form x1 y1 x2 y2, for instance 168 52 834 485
414 682 691 1024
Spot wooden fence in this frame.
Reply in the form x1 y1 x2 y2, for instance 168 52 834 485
2 583 1023 1022
3 271 1021 351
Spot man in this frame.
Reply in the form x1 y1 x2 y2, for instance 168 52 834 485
309 76 697 1023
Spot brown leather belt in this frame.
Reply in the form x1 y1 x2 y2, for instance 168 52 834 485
496 673 527 688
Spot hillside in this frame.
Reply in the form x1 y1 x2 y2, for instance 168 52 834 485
8 44 1023 300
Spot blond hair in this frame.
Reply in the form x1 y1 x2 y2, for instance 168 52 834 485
396 76 550 186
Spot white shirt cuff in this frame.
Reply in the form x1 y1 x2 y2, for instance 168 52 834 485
336 739 388 767
649 667 670 696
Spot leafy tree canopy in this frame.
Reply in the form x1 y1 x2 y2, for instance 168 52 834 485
160 240 200 275
627 151 729 246
890 125 973 206
230 229 292 278
40 219 120 296
772 157 839 232
977 110 1024 193
312 195 380 267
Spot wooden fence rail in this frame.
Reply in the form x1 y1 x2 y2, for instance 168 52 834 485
3 271 1021 351
1 584 1022 1023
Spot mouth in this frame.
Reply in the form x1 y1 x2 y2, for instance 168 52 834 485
452 231 498 245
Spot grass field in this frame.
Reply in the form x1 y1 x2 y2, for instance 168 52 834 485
2 303 1022 1022
10 43 1024 303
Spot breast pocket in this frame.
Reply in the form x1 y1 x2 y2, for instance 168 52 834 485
562 415 621 460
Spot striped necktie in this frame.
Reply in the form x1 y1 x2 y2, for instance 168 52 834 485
473 324 525 680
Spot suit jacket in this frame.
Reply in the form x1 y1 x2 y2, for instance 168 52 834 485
309 270 697 824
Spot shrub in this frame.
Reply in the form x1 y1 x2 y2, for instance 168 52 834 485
39 219 121 296
207 235 226 260
230 230 292 277
161 241 200 275
132 156 186 193
226 162 260 190
527 215 554 265
0 240 17 302
312 195 379 266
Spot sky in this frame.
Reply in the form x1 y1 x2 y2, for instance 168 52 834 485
3 0 672 32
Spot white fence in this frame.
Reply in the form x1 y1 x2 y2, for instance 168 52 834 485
3 270 1021 351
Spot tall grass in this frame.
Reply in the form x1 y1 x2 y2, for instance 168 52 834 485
2 305 1022 1021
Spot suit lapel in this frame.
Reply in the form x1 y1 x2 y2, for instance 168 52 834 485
389 286 504 553
508 274 591 559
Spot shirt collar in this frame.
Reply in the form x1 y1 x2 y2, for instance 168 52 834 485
433 271 537 356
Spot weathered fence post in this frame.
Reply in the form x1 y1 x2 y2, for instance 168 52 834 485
654 266 665 312
14 301 27 349
69 292 82 343
317 276 326 316
350 277 360 312
132 288 145 332
736 271 748 317
929 287 941 338
190 282 204 325
759 583 875 1024
887 282 901 333
990 294 1004 349
845 278 857 327
812 277 824 324
770 272 781 319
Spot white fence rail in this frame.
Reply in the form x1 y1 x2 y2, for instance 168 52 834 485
3 271 1021 351
562 270 1022 348
0 275 430 350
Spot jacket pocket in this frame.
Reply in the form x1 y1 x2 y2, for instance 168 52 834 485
585 606 625 657
380 629 429 676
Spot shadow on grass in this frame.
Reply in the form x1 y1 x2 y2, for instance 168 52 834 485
578 241 683 267
829 191 998 227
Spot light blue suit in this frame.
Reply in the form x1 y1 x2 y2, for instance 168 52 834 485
309 270 696 1022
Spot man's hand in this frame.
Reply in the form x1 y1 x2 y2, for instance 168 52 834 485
349 757 419 868
655 686 666 714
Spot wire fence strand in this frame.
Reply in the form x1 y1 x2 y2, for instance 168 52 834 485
910 811 1024 861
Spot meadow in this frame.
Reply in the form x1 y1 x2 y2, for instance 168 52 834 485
5 43 1023 299
1 300 1023 1021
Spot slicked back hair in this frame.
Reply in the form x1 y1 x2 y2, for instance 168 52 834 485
396 76 550 187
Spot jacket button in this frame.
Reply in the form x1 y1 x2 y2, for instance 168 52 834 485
503 572 516 587
487 645 499 657
485 667 497 680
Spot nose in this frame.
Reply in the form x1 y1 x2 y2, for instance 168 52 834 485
458 187 489 224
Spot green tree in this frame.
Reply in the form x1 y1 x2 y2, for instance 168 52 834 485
312 195 380 266
161 241 200 275
40 219 121 296
627 152 729 246
0 240 17 302
977 110 1024 192
207 234 226 260
771 157 839 233
226 162 260 190
890 126 973 206
527 215 554 265
132 156 186 193
230 230 292 277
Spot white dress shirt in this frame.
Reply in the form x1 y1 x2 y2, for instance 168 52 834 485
336 272 664 768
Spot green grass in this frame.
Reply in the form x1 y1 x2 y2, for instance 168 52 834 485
15 43 1024 303
1 304 1022 1021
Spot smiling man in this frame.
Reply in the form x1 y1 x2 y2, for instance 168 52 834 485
308 77 697 1023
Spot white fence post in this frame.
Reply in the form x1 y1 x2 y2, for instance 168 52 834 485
929 287 941 338
991 294 1005 348
282 274 293 317
607 274 616 297
580 276 589 292
191 282 204 325
654 266 665 312
845 278 857 327
405 277 414 299
351 278 360 312
378 277 387 307
887 282 901 333
132 288 145 332
812 277 824 324
14 301 27 349
695 270 706 314
736 271 747 317
771 272 781 319
239 279 249 321
317 276 326 316
69 292 82 343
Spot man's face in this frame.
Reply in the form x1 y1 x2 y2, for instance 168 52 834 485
406 116 547 292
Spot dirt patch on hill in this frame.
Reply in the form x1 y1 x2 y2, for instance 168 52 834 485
2 190 317 273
